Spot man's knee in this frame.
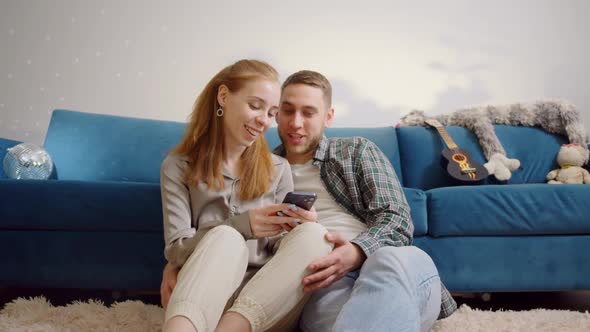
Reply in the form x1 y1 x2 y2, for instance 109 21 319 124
364 246 435 275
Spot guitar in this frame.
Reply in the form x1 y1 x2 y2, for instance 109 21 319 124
424 118 489 182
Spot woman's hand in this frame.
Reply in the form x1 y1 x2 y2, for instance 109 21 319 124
278 206 318 232
249 204 312 238
160 262 179 309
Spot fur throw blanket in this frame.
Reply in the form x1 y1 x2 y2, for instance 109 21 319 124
399 100 589 181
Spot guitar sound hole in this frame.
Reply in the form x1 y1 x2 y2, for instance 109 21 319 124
452 154 466 162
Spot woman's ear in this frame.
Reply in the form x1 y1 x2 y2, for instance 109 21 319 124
217 84 229 108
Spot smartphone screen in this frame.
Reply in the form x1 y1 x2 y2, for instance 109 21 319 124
282 191 317 211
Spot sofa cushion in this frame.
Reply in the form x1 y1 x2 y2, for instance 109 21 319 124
397 125 567 190
0 229 165 289
44 110 185 183
0 179 162 232
265 126 402 181
427 184 590 237
414 235 590 291
495 126 568 183
404 188 427 236
0 178 424 235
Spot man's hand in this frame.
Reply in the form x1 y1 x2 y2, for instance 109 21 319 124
302 232 366 293
160 262 179 309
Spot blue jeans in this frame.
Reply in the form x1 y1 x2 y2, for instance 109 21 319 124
300 246 441 332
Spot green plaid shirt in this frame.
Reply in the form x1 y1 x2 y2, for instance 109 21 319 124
275 136 456 319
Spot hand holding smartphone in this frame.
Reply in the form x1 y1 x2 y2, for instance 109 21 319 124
276 192 317 225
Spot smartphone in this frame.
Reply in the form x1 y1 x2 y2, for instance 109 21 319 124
282 191 317 211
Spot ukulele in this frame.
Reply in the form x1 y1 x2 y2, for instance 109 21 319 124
424 118 489 182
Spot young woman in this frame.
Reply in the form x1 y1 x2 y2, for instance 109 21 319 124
160 60 332 332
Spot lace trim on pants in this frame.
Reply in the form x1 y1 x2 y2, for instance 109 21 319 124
228 296 267 332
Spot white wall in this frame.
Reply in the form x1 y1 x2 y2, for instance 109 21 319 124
1 0 589 145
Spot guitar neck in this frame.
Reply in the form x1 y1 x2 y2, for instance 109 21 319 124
434 126 458 149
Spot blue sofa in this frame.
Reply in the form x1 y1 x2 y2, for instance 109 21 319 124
1 109 589 293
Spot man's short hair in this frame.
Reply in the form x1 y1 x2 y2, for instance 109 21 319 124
282 70 332 107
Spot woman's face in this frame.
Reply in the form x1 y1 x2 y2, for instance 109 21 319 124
219 79 280 151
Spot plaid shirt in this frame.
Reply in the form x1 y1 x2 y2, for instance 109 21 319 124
275 136 456 319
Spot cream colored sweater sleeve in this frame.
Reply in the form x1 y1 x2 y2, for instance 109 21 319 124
160 154 197 268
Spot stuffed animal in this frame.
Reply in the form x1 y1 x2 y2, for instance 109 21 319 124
399 100 589 181
546 144 590 184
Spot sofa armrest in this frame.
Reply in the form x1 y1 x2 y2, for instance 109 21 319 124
0 179 163 232
0 138 22 178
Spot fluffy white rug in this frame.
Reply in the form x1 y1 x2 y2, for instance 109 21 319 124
1 297 589 331
0 297 164 331
433 305 590 332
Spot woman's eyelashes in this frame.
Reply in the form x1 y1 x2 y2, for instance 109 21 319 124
249 101 277 119
268 107 279 118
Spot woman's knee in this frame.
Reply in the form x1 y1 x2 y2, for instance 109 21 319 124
206 225 244 243
193 225 248 257
285 222 328 244
181 225 248 281
281 222 332 255
293 221 327 235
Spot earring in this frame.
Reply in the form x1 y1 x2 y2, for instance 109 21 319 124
216 107 224 117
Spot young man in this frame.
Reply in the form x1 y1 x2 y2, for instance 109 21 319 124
275 70 456 332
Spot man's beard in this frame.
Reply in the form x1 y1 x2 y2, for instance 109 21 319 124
279 131 322 159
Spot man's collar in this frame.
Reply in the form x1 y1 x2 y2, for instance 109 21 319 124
313 136 329 162
272 136 329 163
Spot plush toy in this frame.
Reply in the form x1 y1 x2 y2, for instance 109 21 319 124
399 100 589 181
546 144 590 184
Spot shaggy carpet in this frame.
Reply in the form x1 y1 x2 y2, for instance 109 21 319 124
1 297 589 331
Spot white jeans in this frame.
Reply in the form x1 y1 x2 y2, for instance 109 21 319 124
165 223 333 332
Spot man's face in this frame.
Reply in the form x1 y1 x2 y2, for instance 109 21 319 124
277 84 333 164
